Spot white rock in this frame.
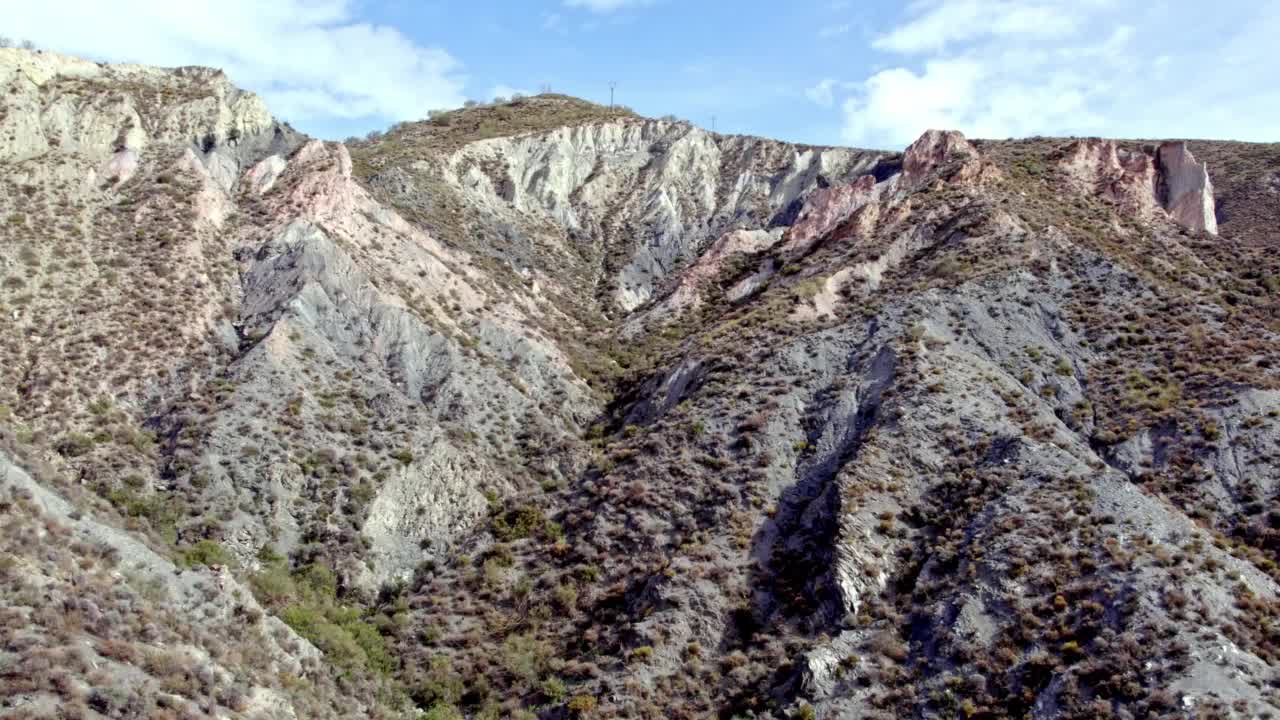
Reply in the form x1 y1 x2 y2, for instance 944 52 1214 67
1158 141 1218 235
245 154 288 194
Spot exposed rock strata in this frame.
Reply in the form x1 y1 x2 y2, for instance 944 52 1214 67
1 48 1276 720
1159 141 1219 234
1058 137 1219 234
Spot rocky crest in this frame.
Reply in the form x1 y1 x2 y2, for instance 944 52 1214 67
2 49 1279 720
1159 141 1219 234
1057 136 1219 234
352 98 894 313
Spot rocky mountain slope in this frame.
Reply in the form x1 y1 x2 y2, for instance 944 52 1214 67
1 48 1278 720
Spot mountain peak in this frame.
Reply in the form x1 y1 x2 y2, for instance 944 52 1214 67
2 50 1278 720
353 92 644 152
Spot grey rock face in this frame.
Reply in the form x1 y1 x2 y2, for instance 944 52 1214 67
0 48 277 164
2 50 1277 720
0 450 357 718
365 116 890 312
181 207 595 584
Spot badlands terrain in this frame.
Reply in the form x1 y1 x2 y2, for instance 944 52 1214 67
1 47 1279 719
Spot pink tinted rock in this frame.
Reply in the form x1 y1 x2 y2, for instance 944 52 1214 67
1158 142 1218 235
98 149 138 186
1058 139 1161 221
782 175 878 255
1058 138 1218 235
902 129 977 186
245 155 287 195
665 228 781 310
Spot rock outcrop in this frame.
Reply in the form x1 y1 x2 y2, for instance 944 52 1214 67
1 48 1277 720
0 48 275 163
356 105 891 311
781 174 882 255
902 128 980 185
1058 137 1219 234
1058 137 1162 219
1159 141 1219 234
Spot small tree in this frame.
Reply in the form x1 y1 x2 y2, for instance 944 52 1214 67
0 36 13 48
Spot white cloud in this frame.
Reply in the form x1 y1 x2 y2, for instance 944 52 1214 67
839 1 1125 146
838 0 1280 146
841 45 1116 147
832 1 1117 146
871 0 1087 54
804 79 838 107
5 0 466 132
564 0 654 13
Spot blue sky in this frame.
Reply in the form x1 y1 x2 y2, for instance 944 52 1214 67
8 1 1280 148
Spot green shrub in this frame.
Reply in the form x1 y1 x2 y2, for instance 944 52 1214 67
295 563 338 600
343 615 397 674
630 645 654 662
1202 420 1221 441
422 705 463 720
179 540 233 568
541 676 567 702
411 657 465 708
55 432 95 457
99 485 179 541
249 564 296 605
280 601 393 673
1054 357 1074 376
284 606 364 664
500 632 550 684
250 561 395 675
554 583 578 612
492 504 548 542
567 694 597 716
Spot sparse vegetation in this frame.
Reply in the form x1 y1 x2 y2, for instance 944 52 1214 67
2 49 1278 720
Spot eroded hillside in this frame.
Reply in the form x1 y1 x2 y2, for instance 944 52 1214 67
2 48 1279 720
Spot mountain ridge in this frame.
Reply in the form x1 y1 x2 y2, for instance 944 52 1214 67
1 48 1278 720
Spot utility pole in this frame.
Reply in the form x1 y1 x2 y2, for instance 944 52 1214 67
609 81 617 109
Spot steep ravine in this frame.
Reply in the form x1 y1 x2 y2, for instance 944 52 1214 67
2 48 1279 720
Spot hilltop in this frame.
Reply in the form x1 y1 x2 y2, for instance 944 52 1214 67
1 48 1278 720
